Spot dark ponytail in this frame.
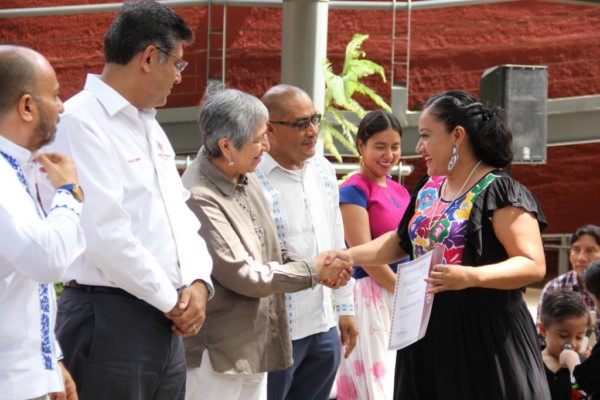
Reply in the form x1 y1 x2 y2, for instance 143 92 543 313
356 110 402 150
424 90 513 168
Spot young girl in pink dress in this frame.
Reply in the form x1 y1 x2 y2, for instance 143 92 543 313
336 110 410 400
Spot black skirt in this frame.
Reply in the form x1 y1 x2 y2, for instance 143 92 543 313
393 288 550 399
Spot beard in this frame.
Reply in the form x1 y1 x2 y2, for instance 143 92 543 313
30 102 58 151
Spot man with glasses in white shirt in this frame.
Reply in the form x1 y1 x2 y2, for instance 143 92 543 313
257 84 358 400
0 45 85 400
39 2 213 399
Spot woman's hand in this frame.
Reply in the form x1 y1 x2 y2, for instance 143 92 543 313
426 206 547 294
315 250 354 288
425 263 477 294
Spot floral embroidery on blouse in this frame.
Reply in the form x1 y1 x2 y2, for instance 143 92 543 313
409 173 498 263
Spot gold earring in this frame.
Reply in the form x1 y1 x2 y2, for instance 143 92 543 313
359 155 364 166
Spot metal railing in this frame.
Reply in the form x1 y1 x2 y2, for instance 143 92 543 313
174 155 414 178
0 0 523 18
543 233 571 276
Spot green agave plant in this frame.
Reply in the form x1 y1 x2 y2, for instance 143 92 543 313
321 33 392 162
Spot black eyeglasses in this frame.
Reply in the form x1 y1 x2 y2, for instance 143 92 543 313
270 113 322 131
156 47 188 73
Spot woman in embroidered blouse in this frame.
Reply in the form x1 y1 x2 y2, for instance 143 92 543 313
181 88 352 400
340 90 551 399
335 110 410 400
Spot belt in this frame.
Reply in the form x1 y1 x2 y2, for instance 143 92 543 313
64 280 137 299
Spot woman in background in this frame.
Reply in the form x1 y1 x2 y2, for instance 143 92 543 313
537 224 600 352
336 110 410 400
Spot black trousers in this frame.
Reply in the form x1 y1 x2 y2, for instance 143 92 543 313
56 287 186 400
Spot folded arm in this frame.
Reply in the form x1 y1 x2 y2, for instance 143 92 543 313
426 206 546 293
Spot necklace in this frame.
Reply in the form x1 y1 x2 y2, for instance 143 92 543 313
232 183 265 247
426 160 482 247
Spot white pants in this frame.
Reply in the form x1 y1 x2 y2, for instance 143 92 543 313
336 277 396 400
185 349 267 400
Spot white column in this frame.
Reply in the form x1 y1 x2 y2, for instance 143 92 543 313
281 0 329 114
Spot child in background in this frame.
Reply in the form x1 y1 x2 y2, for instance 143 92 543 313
561 259 600 399
539 290 590 400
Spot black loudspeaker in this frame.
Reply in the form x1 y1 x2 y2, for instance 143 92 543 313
480 65 548 164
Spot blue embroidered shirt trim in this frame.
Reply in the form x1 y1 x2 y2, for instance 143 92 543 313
0 149 54 371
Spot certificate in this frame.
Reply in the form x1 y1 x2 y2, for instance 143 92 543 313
388 245 444 351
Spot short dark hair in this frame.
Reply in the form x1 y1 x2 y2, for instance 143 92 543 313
103 0 193 65
0 47 38 120
569 224 600 247
356 110 402 151
540 290 590 327
583 259 600 298
424 90 513 168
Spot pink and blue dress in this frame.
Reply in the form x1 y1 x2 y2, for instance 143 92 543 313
336 173 410 400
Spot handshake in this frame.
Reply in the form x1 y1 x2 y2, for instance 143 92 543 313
315 250 354 289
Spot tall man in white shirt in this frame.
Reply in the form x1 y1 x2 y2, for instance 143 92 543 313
257 84 358 400
0 45 85 400
39 2 214 399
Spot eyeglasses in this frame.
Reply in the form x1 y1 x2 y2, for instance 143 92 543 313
570 247 600 258
156 47 188 73
270 113 322 131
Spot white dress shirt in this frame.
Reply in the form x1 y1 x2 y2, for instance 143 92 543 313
0 135 85 400
40 74 213 313
256 152 354 341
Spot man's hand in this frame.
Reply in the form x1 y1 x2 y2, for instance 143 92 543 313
35 152 78 189
315 250 354 288
49 362 78 400
339 315 358 358
165 280 208 337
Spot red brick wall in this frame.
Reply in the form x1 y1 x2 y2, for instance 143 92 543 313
0 0 211 106
1 0 599 234
4 1 600 104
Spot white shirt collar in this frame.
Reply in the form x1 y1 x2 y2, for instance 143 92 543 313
84 74 157 119
260 152 313 176
0 135 33 166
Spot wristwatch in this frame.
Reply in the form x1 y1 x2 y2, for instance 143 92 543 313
58 183 85 202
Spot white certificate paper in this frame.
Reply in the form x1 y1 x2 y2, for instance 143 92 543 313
388 245 444 351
